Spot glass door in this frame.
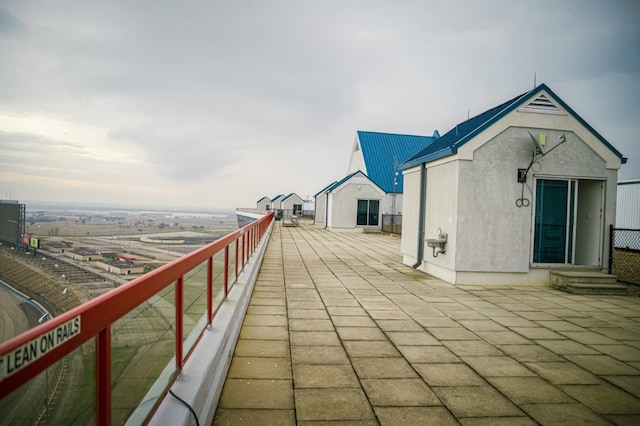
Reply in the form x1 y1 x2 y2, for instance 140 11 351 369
533 179 575 264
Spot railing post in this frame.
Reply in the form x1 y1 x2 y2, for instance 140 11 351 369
96 327 112 426
175 277 184 370
608 224 614 274
207 257 213 324
235 238 239 280
242 232 246 269
224 246 229 296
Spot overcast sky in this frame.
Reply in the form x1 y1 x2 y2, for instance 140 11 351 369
1 1 638 210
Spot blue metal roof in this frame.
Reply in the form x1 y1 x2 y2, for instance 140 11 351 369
282 193 302 202
271 194 284 202
357 130 438 193
402 83 626 169
314 182 337 197
256 196 271 203
323 170 385 194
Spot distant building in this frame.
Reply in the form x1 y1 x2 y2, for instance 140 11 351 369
281 193 304 217
95 259 144 275
314 171 386 231
256 196 271 211
66 248 98 261
315 130 438 231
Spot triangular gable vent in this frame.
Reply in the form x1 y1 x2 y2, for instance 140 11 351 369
354 143 360 152
519 93 564 114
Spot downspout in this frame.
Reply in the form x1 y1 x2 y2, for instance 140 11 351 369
413 163 426 268
324 193 329 229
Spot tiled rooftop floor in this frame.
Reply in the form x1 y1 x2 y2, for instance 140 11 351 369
214 221 640 425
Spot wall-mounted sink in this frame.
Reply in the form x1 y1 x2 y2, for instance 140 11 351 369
426 237 447 248
426 230 447 257
426 232 447 247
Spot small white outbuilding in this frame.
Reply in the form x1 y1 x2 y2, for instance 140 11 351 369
400 83 626 285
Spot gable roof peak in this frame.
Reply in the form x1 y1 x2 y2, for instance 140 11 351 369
401 83 625 169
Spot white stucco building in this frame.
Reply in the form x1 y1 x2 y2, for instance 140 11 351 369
256 196 271 211
280 193 304 216
314 171 387 231
315 131 439 231
400 84 626 285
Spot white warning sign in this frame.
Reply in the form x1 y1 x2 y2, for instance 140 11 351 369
0 316 81 382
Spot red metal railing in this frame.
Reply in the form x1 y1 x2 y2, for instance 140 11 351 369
0 211 274 425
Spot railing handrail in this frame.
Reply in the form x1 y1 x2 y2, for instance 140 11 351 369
0 211 274 419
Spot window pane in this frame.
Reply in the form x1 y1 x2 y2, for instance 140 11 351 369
368 200 379 226
357 200 368 226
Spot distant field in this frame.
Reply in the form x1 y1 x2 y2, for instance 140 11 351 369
26 210 238 238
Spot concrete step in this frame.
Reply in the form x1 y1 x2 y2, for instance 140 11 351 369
550 270 628 295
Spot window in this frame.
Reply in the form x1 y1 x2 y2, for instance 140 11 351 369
357 199 379 226
293 204 302 215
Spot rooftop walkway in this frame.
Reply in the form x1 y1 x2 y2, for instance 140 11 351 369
214 221 640 425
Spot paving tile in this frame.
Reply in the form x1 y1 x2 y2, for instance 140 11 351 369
375 319 424 331
520 403 609 425
414 363 485 386
227 357 292 379
351 357 417 378
590 344 640 362
510 327 565 340
374 406 458 426
443 340 505 357
367 309 410 320
426 327 480 341
603 375 640 398
413 316 460 328
218 379 294 409
564 354 639 375
291 345 350 364
246 305 287 315
458 319 508 332
239 325 289 340
386 331 440 345
524 361 600 385
590 327 640 341
459 417 537 426
559 331 620 345
336 326 387 341
498 344 564 362
287 308 329 319
293 364 360 388
327 306 369 316
488 376 574 404
561 383 640 414
294 388 375 421
213 409 296 426
233 339 290 357
397 345 460 363
243 314 288 326
289 318 334 331
361 378 441 406
290 331 341 346
249 297 286 306
535 339 599 355
332 316 377 327
343 340 402 357
461 356 536 377
535 320 586 332
433 386 524 417
475 331 531 345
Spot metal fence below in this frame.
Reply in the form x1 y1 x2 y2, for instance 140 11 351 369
610 226 640 286
382 214 402 235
